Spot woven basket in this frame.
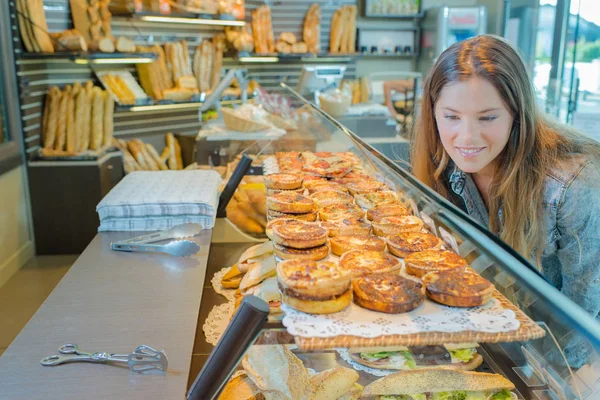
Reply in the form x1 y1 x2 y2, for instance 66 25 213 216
221 108 271 132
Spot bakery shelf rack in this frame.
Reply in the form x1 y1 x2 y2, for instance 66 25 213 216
115 98 245 113
111 10 245 27
16 52 158 65
230 53 357 64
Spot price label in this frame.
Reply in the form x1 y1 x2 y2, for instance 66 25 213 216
438 227 459 254
420 212 437 236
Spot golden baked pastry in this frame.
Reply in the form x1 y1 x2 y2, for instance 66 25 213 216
271 219 328 249
366 201 410 222
273 242 330 261
221 263 244 289
266 187 305 196
267 209 318 222
267 192 315 214
353 273 425 313
330 234 386 256
386 232 443 258
404 250 468 278
372 215 424 237
277 259 351 314
345 180 387 196
302 177 329 190
320 218 371 237
354 190 398 209
423 270 494 307
319 203 364 221
309 190 355 209
339 250 401 278
306 181 349 195
264 173 303 190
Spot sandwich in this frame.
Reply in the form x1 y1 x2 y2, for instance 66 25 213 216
221 263 245 289
238 241 274 273
218 372 264 400
239 255 276 291
362 369 516 400
309 366 362 400
235 277 282 315
348 343 483 371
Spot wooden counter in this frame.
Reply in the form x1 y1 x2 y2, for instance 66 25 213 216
0 230 211 400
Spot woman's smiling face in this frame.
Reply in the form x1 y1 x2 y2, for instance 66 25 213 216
434 76 514 177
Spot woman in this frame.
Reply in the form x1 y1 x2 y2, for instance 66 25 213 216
411 35 600 325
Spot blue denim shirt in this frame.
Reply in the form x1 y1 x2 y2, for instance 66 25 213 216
446 157 600 321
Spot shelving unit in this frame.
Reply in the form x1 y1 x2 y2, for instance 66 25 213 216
16 51 158 64
111 10 245 27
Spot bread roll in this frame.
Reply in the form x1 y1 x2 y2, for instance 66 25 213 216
276 41 292 54
116 37 135 52
102 91 114 148
90 88 105 150
280 32 297 45
292 42 308 54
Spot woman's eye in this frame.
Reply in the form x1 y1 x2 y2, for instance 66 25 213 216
479 115 497 122
444 115 459 121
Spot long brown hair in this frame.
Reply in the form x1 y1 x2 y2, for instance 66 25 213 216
411 34 600 264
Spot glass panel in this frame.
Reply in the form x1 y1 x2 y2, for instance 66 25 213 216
0 63 7 143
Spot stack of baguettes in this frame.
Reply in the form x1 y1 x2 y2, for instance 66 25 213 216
41 81 113 157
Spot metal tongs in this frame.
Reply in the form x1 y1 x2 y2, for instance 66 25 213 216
110 223 202 257
41 344 168 373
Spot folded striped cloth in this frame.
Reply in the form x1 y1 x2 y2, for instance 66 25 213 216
96 170 222 231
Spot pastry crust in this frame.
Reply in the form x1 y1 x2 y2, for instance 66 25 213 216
267 209 317 222
372 216 425 237
221 263 244 289
387 232 443 258
303 178 332 191
264 173 303 190
353 273 425 314
320 218 371 237
267 192 315 214
345 180 387 196
340 250 401 278
271 219 328 249
306 181 349 195
319 203 364 221
280 288 351 314
330 234 386 256
404 250 468 278
355 191 399 209
266 187 305 196
301 152 354 178
367 202 410 222
423 270 494 307
277 259 350 298
273 242 329 261
310 190 355 209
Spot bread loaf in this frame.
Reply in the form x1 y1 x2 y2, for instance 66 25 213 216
78 81 94 152
102 91 114 148
28 0 54 52
98 37 115 53
292 42 308 54
43 87 61 149
90 88 105 150
303 4 321 54
65 92 76 153
115 37 135 52
163 88 194 102
176 76 199 90
280 32 297 45
146 143 168 170
276 41 292 54
174 136 184 170
73 89 86 152
16 0 35 52
55 86 71 151
211 34 225 90
330 9 343 53
165 133 178 170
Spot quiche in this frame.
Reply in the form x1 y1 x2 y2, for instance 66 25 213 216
320 218 372 237
372 215 425 237
339 250 401 278
309 190 355 209
266 187 305 196
267 192 315 214
386 232 443 258
404 250 468 278
353 273 425 313
270 219 328 249
267 209 317 222
264 173 303 190
355 191 399 209
319 203 365 221
273 242 330 261
306 181 349 195
366 201 410 222
423 270 494 307
301 151 354 178
330 234 386 256
345 180 388 196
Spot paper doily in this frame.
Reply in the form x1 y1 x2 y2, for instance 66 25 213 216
335 348 395 377
281 297 520 339
203 302 234 345
211 267 237 302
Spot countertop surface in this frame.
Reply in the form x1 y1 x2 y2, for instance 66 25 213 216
0 230 211 400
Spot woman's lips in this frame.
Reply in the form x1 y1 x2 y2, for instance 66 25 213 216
455 146 486 159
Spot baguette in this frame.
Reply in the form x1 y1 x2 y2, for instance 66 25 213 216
88 5 100 24
159 147 169 163
78 81 94 152
115 37 135 52
251 10 262 53
73 88 87 151
65 92 76 153
347 6 357 53
134 139 159 171
174 136 184 170
165 133 178 170
265 6 275 53
127 140 152 170
16 0 35 52
98 36 115 53
146 143 168 170
55 86 71 151
330 9 343 54
43 87 61 149
340 6 351 53
41 91 51 148
156 44 173 90
115 75 135 103
199 40 213 93
28 0 54 52
102 90 114 148
211 34 225 90
89 88 105 150
303 4 321 54
181 40 192 76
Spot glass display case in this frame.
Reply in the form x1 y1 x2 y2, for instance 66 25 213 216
188 83 600 400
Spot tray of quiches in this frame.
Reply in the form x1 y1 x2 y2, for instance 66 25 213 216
237 153 545 350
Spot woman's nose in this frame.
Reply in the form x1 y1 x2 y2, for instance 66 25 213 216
457 118 478 142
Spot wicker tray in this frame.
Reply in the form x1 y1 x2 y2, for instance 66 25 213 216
292 289 546 351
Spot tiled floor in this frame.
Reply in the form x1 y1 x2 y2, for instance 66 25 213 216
0 255 76 357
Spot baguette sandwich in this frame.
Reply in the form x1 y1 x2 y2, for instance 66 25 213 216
349 344 483 371
362 369 516 400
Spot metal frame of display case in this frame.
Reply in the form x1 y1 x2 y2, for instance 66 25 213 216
186 83 600 400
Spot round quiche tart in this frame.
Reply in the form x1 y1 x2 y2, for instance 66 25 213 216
306 181 349 195
367 201 410 222
372 216 425 237
345 180 388 196
309 190 355 209
422 270 494 307
267 209 318 222
266 187 305 196
386 232 443 258
319 203 365 221
404 250 468 278
267 192 315 214
330 234 386 256
270 219 328 249
353 273 425 313
302 177 330 190
273 242 329 261
354 191 399 209
320 218 372 237
265 218 294 240
339 250 401 278
277 259 351 314
264 173 303 190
